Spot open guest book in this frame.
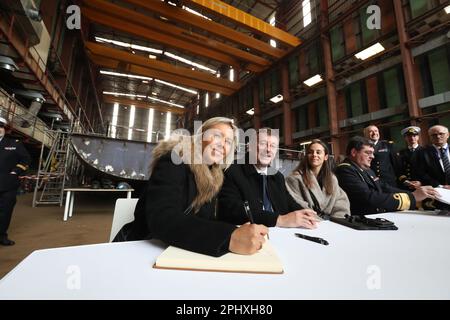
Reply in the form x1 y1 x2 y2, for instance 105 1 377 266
153 241 283 274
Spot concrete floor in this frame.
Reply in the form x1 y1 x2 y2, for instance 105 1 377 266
0 192 120 279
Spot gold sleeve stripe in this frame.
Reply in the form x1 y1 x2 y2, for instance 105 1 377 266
394 193 410 211
16 164 28 170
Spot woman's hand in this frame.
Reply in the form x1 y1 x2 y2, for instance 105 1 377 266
276 209 320 229
229 223 269 255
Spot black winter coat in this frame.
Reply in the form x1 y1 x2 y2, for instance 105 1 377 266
120 152 236 257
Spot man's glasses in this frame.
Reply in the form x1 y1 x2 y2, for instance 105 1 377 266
431 132 448 137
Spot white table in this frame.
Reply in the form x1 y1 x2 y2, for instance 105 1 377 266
63 188 133 221
1 212 449 299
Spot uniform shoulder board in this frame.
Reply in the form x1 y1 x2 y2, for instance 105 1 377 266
388 140 394 144
337 163 351 167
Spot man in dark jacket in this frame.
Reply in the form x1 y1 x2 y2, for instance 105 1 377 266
218 128 318 228
0 117 30 246
335 136 438 215
364 125 399 187
414 125 450 210
415 125 450 188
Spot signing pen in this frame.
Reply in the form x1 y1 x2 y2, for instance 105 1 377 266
243 201 269 239
295 233 329 246
243 201 254 223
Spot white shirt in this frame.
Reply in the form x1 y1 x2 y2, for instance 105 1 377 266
433 143 449 172
254 165 268 175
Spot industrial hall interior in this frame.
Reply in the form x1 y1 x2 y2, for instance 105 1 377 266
0 0 450 298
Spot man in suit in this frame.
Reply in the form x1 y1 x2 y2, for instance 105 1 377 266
364 125 398 187
335 136 438 215
416 125 450 189
218 128 318 228
397 126 423 190
0 117 31 246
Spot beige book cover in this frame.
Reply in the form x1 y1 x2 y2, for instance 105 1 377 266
153 241 284 274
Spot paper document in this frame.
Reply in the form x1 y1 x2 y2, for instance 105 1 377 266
435 187 450 205
154 241 283 274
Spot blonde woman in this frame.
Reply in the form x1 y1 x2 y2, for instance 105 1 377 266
286 139 350 218
115 117 268 257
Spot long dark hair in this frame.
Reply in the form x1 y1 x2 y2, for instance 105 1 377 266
295 139 333 195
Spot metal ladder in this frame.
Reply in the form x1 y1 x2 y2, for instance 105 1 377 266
32 130 71 206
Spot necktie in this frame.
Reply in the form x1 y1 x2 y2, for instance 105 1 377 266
439 147 450 182
262 175 273 212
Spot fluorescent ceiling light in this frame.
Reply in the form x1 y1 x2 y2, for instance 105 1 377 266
445 5 450 14
103 91 146 98
147 108 154 143
300 141 312 146
164 52 216 74
104 91 185 108
165 112 172 141
148 96 184 108
246 108 254 115
100 70 153 82
354 42 385 60
101 70 196 95
270 94 283 103
303 74 323 87
95 37 162 54
182 6 211 20
154 79 197 94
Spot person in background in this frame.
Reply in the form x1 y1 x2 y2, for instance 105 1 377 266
218 128 319 229
114 117 268 257
335 136 438 215
397 126 423 190
415 125 450 188
0 117 30 246
286 139 350 218
415 125 450 210
364 125 398 187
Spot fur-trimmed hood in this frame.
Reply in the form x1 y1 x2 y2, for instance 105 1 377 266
150 136 224 213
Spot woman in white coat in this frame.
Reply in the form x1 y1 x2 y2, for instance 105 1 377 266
286 139 350 218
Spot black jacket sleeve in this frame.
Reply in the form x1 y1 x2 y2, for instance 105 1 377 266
146 156 236 257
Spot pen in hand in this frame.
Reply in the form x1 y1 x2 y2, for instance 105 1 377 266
243 201 254 223
243 201 269 240
295 233 329 246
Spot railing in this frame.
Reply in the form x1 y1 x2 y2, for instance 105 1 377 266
0 87 54 147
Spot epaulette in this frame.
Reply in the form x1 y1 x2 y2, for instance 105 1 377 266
337 163 351 167
388 140 394 144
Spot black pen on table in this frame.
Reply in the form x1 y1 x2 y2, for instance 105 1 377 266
243 201 269 239
295 233 329 246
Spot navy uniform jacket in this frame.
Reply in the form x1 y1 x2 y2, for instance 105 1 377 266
0 136 30 192
218 163 302 227
397 145 423 186
370 140 398 187
335 159 415 215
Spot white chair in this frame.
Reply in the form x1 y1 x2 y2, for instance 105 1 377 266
109 198 139 242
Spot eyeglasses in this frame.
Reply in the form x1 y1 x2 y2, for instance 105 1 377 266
431 132 448 137
360 150 374 156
